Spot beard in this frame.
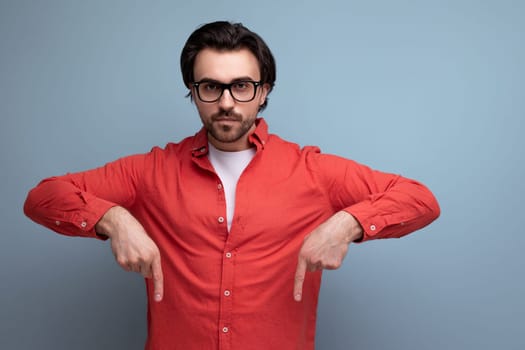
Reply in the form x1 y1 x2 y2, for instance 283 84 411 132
204 109 256 144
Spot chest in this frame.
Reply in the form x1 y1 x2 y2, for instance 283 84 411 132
135 153 332 253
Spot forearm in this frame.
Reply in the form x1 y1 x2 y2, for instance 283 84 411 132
345 176 440 241
24 152 147 238
25 177 165 302
24 176 117 238
309 152 440 240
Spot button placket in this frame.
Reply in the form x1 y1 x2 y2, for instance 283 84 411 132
218 245 235 347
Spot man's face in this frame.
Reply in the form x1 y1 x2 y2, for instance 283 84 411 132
191 48 269 151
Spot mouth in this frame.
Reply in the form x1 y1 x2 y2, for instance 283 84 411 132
212 115 242 125
213 118 239 129
212 111 242 123
214 116 238 122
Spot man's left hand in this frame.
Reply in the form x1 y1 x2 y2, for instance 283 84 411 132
293 211 363 302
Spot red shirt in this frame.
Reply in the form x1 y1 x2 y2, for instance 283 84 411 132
24 118 440 349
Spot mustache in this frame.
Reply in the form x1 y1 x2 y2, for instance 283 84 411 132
211 109 242 121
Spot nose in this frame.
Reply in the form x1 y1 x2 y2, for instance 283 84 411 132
217 88 235 110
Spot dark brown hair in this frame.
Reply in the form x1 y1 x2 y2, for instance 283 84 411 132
180 21 276 111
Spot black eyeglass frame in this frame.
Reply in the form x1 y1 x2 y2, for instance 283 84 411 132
191 80 263 103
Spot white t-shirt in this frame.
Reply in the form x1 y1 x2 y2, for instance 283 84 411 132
208 143 256 231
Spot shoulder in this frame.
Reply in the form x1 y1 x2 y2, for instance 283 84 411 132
267 133 368 178
146 133 201 159
266 133 321 156
108 133 199 172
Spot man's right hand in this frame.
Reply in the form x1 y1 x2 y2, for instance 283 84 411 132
95 206 164 302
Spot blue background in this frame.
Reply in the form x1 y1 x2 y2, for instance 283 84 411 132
1 1 523 349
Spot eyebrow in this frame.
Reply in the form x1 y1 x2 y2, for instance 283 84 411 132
195 76 259 83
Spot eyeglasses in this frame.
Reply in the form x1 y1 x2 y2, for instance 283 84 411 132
192 80 262 103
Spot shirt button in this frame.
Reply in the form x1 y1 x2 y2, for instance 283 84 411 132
55 221 61 226
218 216 225 223
224 290 231 297
217 183 223 190
370 224 376 231
225 252 232 258
222 327 229 333
80 221 87 228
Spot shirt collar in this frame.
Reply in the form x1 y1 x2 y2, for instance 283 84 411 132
191 118 269 157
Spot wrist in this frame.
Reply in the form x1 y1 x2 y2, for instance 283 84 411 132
95 205 122 238
339 210 363 243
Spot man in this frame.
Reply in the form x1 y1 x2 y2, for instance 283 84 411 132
24 21 440 349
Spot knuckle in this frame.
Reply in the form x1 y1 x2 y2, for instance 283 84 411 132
309 256 320 266
294 274 305 282
116 257 128 267
150 250 159 261
128 257 140 266
144 249 157 261
327 259 342 270
152 246 160 255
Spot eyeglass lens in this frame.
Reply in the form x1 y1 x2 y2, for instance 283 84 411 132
196 81 258 102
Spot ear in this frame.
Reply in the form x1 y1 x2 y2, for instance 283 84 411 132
258 83 271 106
188 85 196 102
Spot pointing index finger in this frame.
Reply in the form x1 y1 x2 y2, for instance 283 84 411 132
151 256 164 302
293 257 307 302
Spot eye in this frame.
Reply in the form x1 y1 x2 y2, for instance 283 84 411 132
202 82 220 91
233 82 249 90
